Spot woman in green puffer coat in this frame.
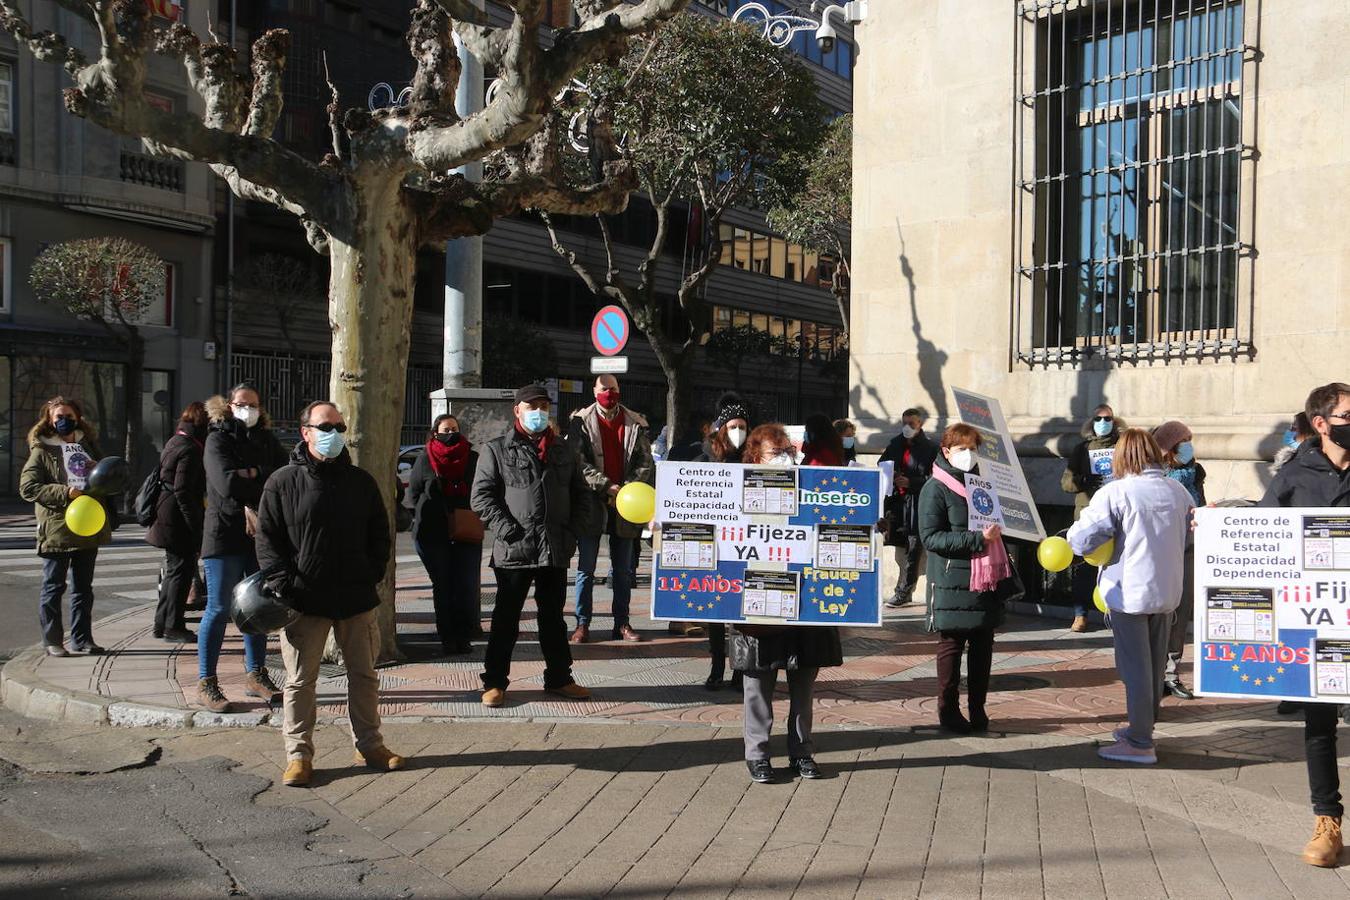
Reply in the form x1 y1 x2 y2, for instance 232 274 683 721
919 423 1007 735
18 396 112 657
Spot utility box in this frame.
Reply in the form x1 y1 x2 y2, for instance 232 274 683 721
429 388 517 445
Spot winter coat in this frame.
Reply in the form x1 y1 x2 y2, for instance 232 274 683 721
255 444 391 621
470 427 593 569
1259 441 1350 509
565 403 655 539
1066 468 1194 615
18 428 112 555
1164 461 1207 507
728 625 844 675
917 456 1002 632
202 396 287 559
146 431 206 555
879 430 937 544
1270 443 1300 477
692 440 745 464
408 445 480 543
1061 422 1125 517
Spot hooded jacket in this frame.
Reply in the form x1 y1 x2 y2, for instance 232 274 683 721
255 443 391 620
146 430 206 555
202 395 288 558
1259 440 1350 509
18 425 112 554
565 402 654 539
1061 416 1127 517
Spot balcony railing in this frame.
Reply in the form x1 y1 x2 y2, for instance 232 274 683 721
119 150 184 191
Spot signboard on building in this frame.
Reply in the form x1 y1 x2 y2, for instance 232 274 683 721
650 461 884 627
1194 507 1350 703
951 387 1047 542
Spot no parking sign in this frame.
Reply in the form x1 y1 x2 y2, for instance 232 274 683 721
591 305 629 357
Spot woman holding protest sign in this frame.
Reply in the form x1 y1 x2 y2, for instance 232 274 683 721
918 423 1010 734
730 423 843 784
1061 403 1123 632
1067 428 1193 765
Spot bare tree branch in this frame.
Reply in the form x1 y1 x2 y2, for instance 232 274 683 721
407 1 460 117
322 52 344 159
244 29 288 137
0 1 86 72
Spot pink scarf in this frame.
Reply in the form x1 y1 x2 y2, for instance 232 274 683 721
932 466 1012 592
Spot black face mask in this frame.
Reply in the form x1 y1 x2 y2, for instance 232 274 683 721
1329 423 1350 452
434 432 462 446
53 416 77 436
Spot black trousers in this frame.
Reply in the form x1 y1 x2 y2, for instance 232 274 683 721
482 567 574 691
1305 703 1344 818
155 550 196 634
935 627 994 717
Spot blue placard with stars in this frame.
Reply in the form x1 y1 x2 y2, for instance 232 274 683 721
650 462 884 628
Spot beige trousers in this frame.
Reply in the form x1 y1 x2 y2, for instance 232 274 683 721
280 609 383 761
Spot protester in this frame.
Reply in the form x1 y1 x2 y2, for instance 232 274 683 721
18 397 111 657
663 411 713 463
256 400 404 787
565 375 654 644
879 407 936 607
833 418 858 464
694 392 752 688
408 414 482 656
1152 420 1206 701
1259 383 1350 866
197 385 287 713
732 423 843 783
146 401 209 644
800 413 844 466
1061 403 1123 632
471 384 593 708
1068 428 1193 765
1272 412 1315 477
918 423 1008 734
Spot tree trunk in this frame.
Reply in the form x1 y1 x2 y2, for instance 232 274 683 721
325 183 418 665
124 329 145 506
656 345 692 447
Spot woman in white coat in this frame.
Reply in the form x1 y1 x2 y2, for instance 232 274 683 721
1067 428 1194 764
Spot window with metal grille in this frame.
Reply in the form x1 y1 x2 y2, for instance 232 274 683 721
1012 0 1254 366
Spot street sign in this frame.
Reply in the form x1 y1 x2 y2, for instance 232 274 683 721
591 356 629 374
590 305 629 357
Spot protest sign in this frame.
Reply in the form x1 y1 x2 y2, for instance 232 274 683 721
951 387 1047 542
1194 507 1350 702
964 474 1003 533
651 461 884 627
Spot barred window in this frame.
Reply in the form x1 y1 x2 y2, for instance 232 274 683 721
1013 0 1254 366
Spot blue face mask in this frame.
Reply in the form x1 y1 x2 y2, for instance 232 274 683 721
1174 441 1195 465
521 410 550 434
1093 418 1113 438
842 436 856 450
311 428 345 460
53 416 77 436
1284 429 1300 448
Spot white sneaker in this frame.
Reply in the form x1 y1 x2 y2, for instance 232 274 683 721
1097 738 1156 764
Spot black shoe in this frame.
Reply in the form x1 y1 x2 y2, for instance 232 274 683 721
706 656 726 691
939 712 972 735
790 757 822 779
884 593 913 609
66 643 104 655
969 710 989 733
152 630 164 639
161 628 196 644
1165 680 1195 700
1276 700 1302 716
730 671 743 691
747 759 774 783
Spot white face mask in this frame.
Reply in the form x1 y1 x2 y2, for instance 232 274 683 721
727 427 747 448
948 448 976 472
232 404 260 428
765 451 796 467
901 425 918 440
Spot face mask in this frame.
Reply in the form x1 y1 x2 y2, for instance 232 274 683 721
1174 441 1195 465
1093 418 1113 438
53 416 76 436
521 410 550 434
765 452 795 467
233 405 260 428
727 427 747 448
434 432 462 446
1329 423 1350 452
597 389 620 410
311 428 345 460
842 436 856 450
949 448 976 472
901 425 917 440
1284 430 1300 448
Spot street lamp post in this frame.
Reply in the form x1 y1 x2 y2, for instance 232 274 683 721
443 2 486 390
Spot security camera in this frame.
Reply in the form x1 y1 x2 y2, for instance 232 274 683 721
815 19 837 55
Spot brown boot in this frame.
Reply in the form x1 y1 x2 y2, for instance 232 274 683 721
569 625 590 644
1303 815 1343 867
1070 616 1089 633
195 677 232 713
283 759 312 787
546 682 592 700
355 745 406 772
243 667 281 702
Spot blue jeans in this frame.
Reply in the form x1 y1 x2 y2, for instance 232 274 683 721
415 537 484 646
574 533 636 629
199 553 266 680
39 550 97 648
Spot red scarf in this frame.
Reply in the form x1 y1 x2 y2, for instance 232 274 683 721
514 422 554 462
426 436 472 498
597 411 626 485
801 444 842 467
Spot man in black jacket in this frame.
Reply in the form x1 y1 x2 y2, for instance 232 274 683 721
1259 382 1350 867
878 407 937 607
256 400 403 788
471 384 594 708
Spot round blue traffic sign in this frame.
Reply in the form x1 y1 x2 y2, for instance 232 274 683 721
591 305 629 357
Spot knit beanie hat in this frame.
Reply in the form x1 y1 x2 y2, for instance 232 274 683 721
712 392 751 431
1151 420 1192 453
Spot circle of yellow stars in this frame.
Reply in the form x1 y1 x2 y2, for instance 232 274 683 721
814 475 869 525
678 571 723 613
1230 641 1290 687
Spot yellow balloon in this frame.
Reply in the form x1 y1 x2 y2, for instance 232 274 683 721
1093 586 1109 615
65 495 106 537
1037 536 1073 573
1084 538 1115 567
615 482 656 525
